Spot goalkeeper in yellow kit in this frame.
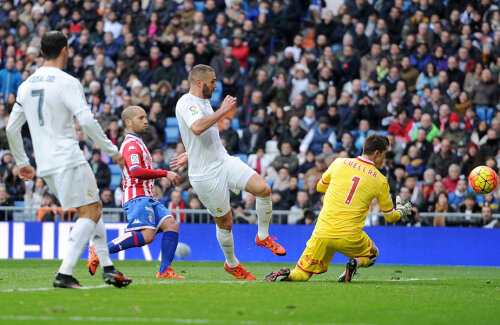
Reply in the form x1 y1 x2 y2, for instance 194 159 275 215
263 134 412 282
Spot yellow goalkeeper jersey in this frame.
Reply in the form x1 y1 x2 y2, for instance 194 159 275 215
313 156 401 238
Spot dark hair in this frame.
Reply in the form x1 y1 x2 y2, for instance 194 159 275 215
41 31 67 60
362 133 389 155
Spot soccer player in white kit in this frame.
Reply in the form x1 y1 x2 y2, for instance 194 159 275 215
172 64 286 280
6 31 131 288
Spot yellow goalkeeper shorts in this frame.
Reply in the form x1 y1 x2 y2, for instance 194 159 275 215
296 232 374 274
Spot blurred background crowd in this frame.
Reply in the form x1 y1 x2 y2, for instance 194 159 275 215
0 0 499 228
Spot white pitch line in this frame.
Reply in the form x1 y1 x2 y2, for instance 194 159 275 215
0 315 373 325
0 284 110 293
384 278 439 281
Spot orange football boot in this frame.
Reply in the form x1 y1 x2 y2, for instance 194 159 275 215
87 245 100 276
255 235 287 256
156 266 185 279
224 262 256 280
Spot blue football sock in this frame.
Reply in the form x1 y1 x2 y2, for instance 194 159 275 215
159 231 179 273
107 231 146 254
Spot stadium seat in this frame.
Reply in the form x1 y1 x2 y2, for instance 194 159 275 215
14 201 24 207
165 126 180 144
231 118 240 130
108 164 122 190
298 178 305 190
193 1 205 11
182 190 189 203
209 80 223 107
166 117 178 127
234 153 248 164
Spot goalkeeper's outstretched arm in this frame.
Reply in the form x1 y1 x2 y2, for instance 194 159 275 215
377 182 412 223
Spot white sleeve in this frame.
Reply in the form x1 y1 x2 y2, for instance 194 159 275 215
63 79 93 115
75 109 118 156
299 128 314 153
177 99 203 128
6 102 30 168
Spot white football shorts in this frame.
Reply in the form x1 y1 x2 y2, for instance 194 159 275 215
43 163 100 211
190 156 256 217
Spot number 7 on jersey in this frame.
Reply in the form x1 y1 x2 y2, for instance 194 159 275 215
31 89 45 126
345 176 361 205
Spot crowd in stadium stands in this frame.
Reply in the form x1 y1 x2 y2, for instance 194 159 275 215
0 0 499 228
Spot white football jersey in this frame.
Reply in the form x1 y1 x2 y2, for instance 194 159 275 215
12 67 116 176
175 93 228 180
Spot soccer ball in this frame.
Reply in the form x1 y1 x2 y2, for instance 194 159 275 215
468 166 498 194
175 242 191 259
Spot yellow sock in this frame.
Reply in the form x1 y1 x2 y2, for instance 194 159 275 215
289 268 312 281
357 257 370 268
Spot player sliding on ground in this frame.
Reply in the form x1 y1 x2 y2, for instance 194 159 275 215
88 106 185 279
170 64 286 280
6 31 131 288
263 134 412 283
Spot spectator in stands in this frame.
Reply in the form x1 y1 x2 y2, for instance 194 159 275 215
168 190 186 223
428 138 459 178
270 141 299 176
411 113 440 142
5 164 25 201
442 113 467 149
0 184 13 221
457 193 482 227
100 188 116 208
442 164 461 194
186 195 206 224
89 149 111 190
0 57 22 101
304 154 327 181
24 176 48 209
481 129 500 158
401 145 425 179
219 117 240 155
240 117 268 155
272 167 290 193
416 61 438 95
337 132 358 158
299 116 336 156
288 190 312 224
448 178 469 211
461 142 484 175
360 43 381 82
247 147 270 178
471 68 497 125
431 192 453 227
211 45 241 97
480 205 499 228
400 55 419 93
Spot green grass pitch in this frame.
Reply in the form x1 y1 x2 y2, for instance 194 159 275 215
0 260 499 325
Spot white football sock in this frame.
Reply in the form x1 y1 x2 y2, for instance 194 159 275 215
91 218 113 268
216 225 239 268
256 195 272 240
58 218 96 275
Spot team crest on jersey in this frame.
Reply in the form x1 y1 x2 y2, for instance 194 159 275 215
189 105 199 116
131 154 139 165
148 214 153 223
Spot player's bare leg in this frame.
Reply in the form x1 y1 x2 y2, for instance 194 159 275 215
85 201 131 287
156 217 184 279
245 174 286 256
215 211 255 280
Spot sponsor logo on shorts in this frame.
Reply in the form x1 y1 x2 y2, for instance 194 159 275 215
131 154 140 165
303 255 323 266
189 105 199 116
87 190 94 198
132 219 141 224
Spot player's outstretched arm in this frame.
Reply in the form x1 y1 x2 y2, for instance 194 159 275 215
170 152 188 171
190 95 237 135
75 109 119 157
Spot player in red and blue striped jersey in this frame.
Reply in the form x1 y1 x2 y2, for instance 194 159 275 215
88 106 184 279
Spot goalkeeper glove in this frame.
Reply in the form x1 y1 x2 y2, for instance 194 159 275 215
395 195 412 222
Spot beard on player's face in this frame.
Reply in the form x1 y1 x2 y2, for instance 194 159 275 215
202 83 213 99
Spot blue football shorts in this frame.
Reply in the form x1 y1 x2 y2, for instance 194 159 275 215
123 196 173 233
